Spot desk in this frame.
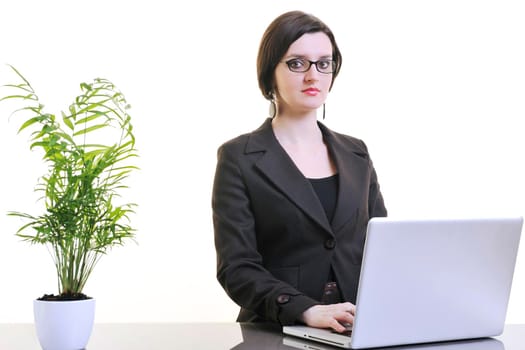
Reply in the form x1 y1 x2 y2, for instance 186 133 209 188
0 323 523 349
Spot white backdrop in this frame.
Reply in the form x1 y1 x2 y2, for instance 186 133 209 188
0 0 523 323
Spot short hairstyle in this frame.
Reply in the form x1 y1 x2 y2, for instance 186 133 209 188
256 11 343 101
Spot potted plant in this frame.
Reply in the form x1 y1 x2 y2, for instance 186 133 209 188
1 65 138 350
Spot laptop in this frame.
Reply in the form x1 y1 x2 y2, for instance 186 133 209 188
282 335 504 350
283 216 523 349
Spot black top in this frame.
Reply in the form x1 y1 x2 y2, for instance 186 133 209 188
308 174 339 223
309 173 342 303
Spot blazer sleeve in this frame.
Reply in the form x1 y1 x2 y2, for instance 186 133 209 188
359 139 387 218
212 142 318 325
368 165 387 218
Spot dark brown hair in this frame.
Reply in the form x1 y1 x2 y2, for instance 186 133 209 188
256 11 343 101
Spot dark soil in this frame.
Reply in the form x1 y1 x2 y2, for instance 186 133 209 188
37 293 92 301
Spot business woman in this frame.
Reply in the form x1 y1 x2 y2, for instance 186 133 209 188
212 10 387 333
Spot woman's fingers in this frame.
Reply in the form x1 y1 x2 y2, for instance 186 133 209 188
341 301 356 315
329 318 347 333
301 302 356 333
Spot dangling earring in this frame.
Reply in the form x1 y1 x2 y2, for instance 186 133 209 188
322 103 326 120
269 99 276 118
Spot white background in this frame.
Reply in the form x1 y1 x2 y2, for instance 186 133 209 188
0 0 523 323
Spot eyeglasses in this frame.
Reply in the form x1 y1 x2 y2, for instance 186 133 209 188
282 58 335 74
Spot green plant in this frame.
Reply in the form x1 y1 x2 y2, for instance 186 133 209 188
1 65 138 299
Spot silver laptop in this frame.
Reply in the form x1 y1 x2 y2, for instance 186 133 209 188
283 336 504 350
283 216 523 349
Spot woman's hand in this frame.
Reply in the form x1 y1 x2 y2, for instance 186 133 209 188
300 302 356 333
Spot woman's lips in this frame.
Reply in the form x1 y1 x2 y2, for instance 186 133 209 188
302 88 320 96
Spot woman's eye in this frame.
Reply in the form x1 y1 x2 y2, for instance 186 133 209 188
318 60 331 70
289 59 305 69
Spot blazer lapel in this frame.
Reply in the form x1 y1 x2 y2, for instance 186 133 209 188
246 119 333 235
320 123 370 233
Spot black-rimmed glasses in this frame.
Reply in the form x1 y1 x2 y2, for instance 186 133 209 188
283 58 335 74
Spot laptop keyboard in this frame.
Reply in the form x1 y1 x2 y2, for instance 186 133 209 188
331 323 352 337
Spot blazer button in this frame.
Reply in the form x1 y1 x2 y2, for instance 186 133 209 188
277 294 290 304
324 239 336 250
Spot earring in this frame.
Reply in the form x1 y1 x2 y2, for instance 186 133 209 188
322 103 326 120
269 100 276 118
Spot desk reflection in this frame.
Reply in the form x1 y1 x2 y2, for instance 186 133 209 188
0 323 516 350
231 323 285 349
232 323 505 350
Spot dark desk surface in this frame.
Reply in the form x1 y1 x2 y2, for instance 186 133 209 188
0 323 523 350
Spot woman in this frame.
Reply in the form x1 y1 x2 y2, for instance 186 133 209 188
212 10 387 333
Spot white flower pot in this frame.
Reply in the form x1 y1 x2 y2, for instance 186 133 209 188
33 298 96 350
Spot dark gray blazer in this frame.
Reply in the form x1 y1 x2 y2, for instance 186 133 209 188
212 118 387 326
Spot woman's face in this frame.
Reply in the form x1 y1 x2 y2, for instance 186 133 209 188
274 32 334 116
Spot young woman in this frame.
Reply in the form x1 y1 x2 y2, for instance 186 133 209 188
212 10 387 333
